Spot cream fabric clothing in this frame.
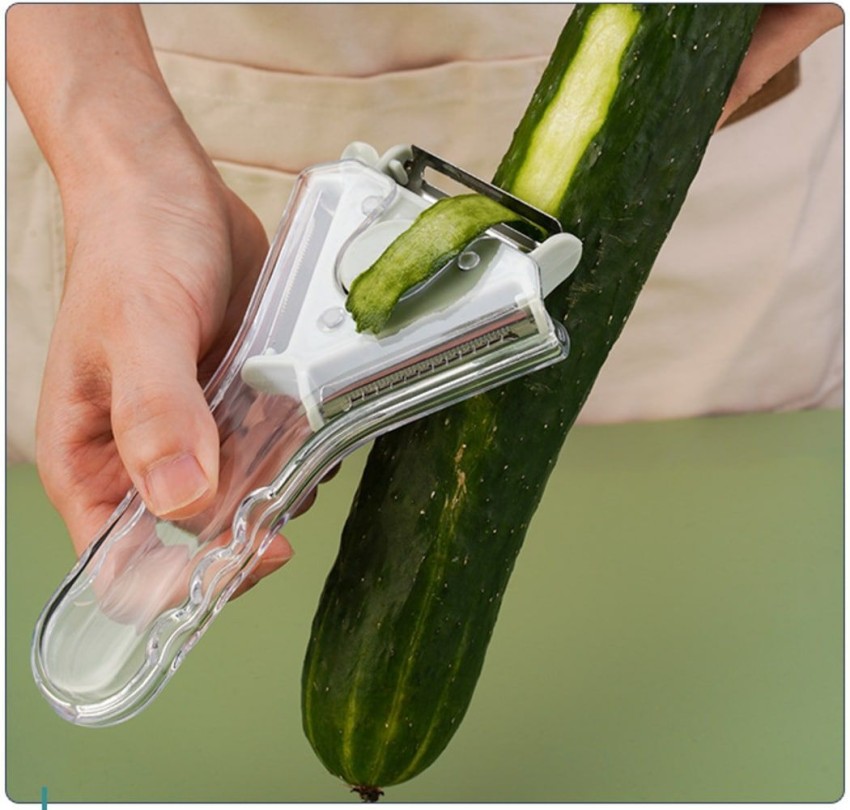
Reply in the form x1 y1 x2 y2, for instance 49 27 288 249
141 3 569 77
6 5 843 463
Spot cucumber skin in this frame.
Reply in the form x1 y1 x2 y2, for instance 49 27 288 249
303 4 762 791
346 194 522 334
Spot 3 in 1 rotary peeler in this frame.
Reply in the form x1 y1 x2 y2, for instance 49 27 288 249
31 143 582 726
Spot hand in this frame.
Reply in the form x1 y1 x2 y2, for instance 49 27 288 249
7 5 304 594
35 126 297 589
718 3 843 128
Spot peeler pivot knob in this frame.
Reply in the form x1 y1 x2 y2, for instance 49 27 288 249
531 233 583 298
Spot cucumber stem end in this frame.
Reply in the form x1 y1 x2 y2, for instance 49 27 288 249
352 785 385 802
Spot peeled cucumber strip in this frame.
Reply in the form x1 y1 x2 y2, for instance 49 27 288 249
345 194 522 334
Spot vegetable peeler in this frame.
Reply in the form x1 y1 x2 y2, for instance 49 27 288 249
31 143 582 727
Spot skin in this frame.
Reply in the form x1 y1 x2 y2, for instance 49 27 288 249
6 3 842 594
717 3 843 128
7 5 294 592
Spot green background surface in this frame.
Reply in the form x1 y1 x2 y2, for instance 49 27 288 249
6 410 843 803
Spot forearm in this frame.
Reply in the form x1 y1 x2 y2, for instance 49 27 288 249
7 4 202 197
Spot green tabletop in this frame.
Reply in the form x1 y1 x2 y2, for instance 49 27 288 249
6 410 842 803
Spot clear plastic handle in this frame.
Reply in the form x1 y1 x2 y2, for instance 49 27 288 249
31 160 398 726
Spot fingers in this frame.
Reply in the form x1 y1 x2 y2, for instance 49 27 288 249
230 534 294 600
35 320 131 552
322 462 342 483
229 463 341 597
718 4 843 128
108 304 220 521
198 194 270 381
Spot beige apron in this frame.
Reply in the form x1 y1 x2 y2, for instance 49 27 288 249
6 5 843 463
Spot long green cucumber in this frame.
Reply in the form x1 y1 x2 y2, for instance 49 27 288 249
303 4 761 797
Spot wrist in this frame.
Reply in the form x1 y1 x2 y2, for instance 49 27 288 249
51 70 207 198
7 4 219 211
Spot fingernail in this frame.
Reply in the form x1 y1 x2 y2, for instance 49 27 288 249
143 453 210 517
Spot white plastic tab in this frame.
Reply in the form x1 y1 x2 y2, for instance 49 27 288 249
340 141 381 166
531 232 583 297
376 144 414 179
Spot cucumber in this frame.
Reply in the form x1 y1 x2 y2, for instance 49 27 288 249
346 194 523 333
303 4 761 797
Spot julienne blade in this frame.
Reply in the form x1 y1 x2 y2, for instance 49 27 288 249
303 4 762 797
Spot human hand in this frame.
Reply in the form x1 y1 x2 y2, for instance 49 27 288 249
718 3 843 128
7 5 307 594
34 126 300 589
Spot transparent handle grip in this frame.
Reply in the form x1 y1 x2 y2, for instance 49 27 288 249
31 383 319 725
30 159 399 726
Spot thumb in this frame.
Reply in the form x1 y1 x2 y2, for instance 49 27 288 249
109 321 219 521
